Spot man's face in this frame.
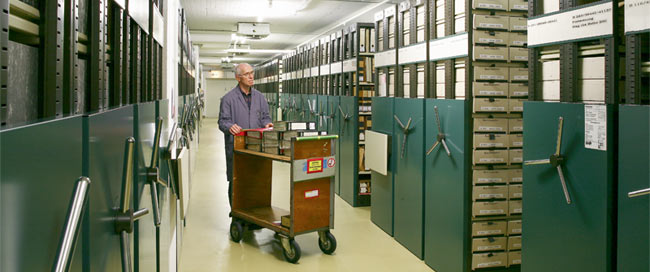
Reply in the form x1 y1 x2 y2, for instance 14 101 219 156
237 65 255 88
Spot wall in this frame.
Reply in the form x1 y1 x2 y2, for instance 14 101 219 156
205 79 238 118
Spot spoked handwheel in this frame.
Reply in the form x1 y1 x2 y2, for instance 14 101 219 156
230 220 243 243
318 231 337 254
281 238 301 264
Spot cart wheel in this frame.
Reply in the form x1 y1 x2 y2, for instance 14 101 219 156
318 232 337 254
282 239 301 264
230 220 243 242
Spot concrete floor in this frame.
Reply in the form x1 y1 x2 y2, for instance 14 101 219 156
179 118 434 272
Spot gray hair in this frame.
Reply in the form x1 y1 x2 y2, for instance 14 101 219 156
235 63 252 77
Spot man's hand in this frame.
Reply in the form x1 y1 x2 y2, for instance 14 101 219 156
265 123 274 128
229 124 242 135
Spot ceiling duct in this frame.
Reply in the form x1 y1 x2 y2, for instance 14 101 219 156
236 23 271 40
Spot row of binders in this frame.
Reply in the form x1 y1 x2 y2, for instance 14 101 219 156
359 28 377 53
244 121 326 155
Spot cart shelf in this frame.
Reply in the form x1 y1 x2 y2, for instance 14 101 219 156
232 206 290 234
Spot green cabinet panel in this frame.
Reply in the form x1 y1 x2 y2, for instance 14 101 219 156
1 117 84 271
307 94 319 123
393 98 425 259
339 96 361 206
317 95 329 131
328 96 342 196
371 97 395 236
423 99 470 272
522 102 614 272
83 106 135 271
617 105 649 272
134 102 158 272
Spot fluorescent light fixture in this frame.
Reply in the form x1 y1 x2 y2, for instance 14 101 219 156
295 0 389 49
226 48 293 54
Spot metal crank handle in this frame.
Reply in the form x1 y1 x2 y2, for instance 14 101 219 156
524 159 551 165
441 139 451 157
149 181 162 227
556 166 571 204
426 141 440 156
628 188 650 198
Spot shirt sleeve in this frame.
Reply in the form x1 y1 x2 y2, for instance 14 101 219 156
261 95 272 126
218 95 235 133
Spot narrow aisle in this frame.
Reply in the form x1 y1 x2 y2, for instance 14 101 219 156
180 118 433 272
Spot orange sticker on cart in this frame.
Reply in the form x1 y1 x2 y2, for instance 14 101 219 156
305 189 320 199
307 158 323 173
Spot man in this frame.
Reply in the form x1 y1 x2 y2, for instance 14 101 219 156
218 63 273 208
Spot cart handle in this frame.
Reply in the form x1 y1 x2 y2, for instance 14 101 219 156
296 135 339 141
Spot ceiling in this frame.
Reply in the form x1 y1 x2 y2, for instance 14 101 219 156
180 0 396 71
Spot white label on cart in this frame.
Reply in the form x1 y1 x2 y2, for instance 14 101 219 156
625 0 650 33
305 189 320 199
584 104 607 151
528 1 614 47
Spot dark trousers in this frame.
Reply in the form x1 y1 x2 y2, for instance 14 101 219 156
228 180 233 208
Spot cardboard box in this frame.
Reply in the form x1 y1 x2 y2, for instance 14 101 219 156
246 144 263 152
509 98 524 113
509 83 529 97
509 184 523 199
474 15 510 31
509 199 522 215
473 201 509 217
509 47 528 62
473 237 508 252
474 30 509 46
473 0 508 10
474 133 509 148
472 221 508 237
509 67 528 82
472 252 508 269
509 0 528 11
508 118 523 133
474 118 509 132
474 98 508 113
542 80 561 101
542 60 561 80
474 150 509 165
509 149 523 164
507 220 522 235
579 56 605 79
579 79 606 102
509 32 528 47
508 236 522 250
473 185 509 200
474 82 509 97
509 17 527 32
474 66 509 81
509 134 523 148
474 46 509 61
474 169 510 185
508 168 523 183
508 251 522 266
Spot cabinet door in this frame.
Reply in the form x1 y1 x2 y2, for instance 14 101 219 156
424 99 470 272
617 105 649 272
522 102 614 272
370 97 395 235
393 98 425 259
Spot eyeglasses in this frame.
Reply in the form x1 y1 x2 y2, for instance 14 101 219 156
240 71 254 77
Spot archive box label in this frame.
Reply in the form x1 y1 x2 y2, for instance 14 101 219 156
473 237 508 252
473 221 508 236
473 201 508 216
429 33 469 61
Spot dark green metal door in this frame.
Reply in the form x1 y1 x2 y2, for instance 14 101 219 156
617 104 649 272
522 102 614 272
84 106 135 271
393 98 425 259
1 117 84 271
134 102 158 272
423 99 470 272
339 95 359 206
370 97 395 236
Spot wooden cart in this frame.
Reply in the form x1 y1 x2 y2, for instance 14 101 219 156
230 134 339 263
